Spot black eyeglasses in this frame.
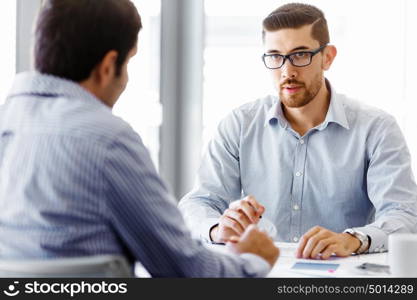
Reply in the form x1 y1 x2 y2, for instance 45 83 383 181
262 44 327 69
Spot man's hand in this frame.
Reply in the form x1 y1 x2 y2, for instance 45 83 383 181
226 224 279 267
295 226 361 259
210 195 265 243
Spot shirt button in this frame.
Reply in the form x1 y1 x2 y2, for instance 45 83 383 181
293 204 300 210
300 139 305 144
295 171 303 177
293 236 299 242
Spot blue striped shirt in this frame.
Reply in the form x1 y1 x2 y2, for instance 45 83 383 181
0 72 270 277
179 82 417 253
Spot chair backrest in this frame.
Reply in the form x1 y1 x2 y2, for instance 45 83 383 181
0 255 133 277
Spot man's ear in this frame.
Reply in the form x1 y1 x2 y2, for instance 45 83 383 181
93 50 119 87
322 45 337 71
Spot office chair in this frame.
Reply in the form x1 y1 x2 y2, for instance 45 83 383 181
0 255 133 277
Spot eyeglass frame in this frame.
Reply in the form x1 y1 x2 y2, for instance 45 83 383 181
261 44 328 69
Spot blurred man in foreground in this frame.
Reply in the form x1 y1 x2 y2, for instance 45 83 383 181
0 0 279 277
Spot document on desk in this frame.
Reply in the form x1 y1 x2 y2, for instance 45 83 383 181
274 243 343 277
268 242 389 277
289 262 340 277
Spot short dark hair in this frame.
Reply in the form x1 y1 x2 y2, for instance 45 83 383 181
34 0 142 81
262 3 329 46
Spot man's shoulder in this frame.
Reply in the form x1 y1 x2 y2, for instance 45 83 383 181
227 95 277 121
69 104 135 145
339 93 396 126
234 95 276 112
34 95 137 148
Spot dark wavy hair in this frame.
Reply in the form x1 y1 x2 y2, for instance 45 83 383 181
34 0 142 81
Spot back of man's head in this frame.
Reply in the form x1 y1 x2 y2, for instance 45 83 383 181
262 3 329 46
34 0 142 82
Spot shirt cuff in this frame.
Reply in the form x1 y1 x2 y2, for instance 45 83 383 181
353 225 388 253
239 253 272 277
199 218 220 243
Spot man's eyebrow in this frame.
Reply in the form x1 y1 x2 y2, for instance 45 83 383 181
265 46 311 54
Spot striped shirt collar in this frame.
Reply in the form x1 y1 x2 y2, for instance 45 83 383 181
7 71 110 110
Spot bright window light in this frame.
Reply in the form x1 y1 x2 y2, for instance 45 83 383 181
0 1 16 104
113 0 162 169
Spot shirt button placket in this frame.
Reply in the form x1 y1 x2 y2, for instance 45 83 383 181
290 136 307 243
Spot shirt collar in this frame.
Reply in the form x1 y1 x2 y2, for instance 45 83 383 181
7 71 110 110
318 81 350 130
264 80 350 130
264 97 288 128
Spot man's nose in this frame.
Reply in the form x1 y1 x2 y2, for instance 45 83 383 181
280 59 298 79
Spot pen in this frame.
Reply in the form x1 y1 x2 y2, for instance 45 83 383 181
210 241 226 245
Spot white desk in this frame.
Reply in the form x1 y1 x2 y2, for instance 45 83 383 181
205 242 389 278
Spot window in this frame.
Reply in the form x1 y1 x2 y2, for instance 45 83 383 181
0 1 16 104
203 0 417 174
113 0 162 169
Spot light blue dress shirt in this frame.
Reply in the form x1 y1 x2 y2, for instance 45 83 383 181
0 72 271 277
179 82 417 253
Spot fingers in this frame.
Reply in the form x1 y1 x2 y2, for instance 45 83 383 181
240 224 274 245
228 235 240 243
219 196 265 243
224 208 252 230
296 226 322 258
302 231 330 259
310 238 332 259
296 226 356 259
231 224 280 267
245 195 265 217
226 225 257 252
241 224 258 238
239 201 258 223
219 215 244 235
321 244 337 260
229 195 265 223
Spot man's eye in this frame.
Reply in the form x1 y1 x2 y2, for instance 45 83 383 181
294 52 308 58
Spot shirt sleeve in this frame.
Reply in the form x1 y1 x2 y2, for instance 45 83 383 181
178 110 243 241
102 127 271 277
357 114 417 253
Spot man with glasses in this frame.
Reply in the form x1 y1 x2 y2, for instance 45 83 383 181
179 3 417 259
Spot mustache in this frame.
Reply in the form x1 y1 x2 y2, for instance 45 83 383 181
280 79 304 88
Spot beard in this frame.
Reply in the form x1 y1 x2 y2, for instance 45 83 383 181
279 73 322 108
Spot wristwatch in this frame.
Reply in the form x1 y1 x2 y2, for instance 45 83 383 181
343 228 370 254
